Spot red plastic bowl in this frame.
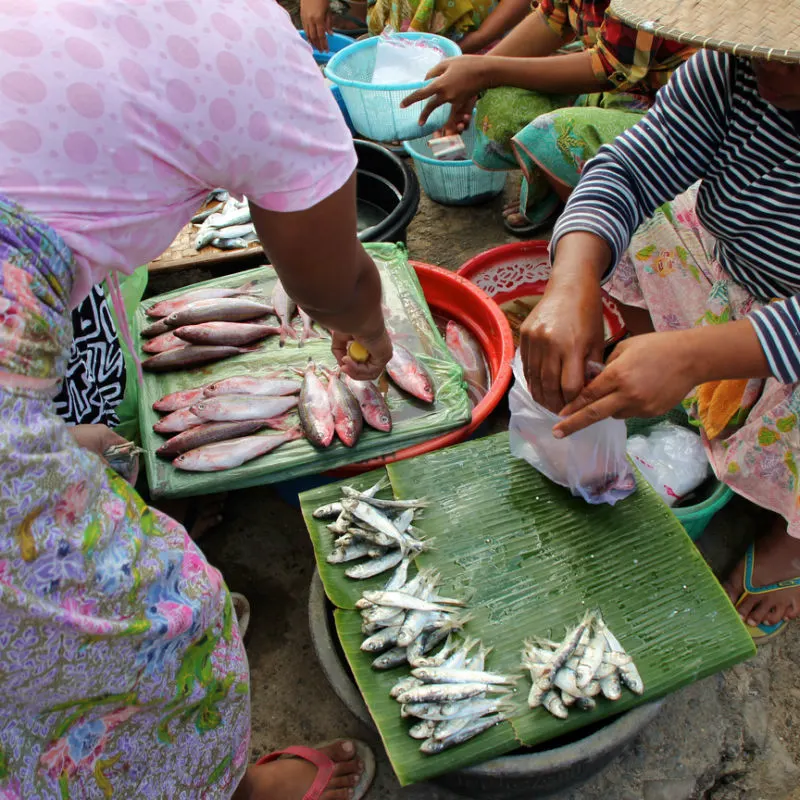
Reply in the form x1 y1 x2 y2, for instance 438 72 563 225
329 261 514 477
457 241 626 344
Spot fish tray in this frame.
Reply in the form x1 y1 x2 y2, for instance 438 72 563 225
299 433 755 786
135 243 471 498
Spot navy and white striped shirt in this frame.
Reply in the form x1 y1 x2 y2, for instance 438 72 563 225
552 49 800 383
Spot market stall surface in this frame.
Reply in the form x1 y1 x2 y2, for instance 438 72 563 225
150 186 800 800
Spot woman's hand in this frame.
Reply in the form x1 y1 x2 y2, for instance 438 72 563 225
521 277 605 413
332 329 393 380
553 331 699 437
301 0 332 53
69 424 139 484
401 56 490 127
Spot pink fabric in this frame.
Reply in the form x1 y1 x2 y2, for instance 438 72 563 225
0 0 357 306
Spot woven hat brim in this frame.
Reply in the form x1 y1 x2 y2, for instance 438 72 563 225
610 0 800 64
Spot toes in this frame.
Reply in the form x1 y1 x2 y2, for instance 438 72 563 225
762 605 786 627
784 603 798 621
744 599 771 627
321 790 352 800
324 741 359 768
326 773 360 790
735 592 760 622
722 579 740 606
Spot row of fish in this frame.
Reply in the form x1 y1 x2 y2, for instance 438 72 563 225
192 190 258 251
141 279 325 373
315 485 513 754
522 610 644 719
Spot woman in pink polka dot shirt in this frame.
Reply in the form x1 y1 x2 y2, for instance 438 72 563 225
0 1 389 798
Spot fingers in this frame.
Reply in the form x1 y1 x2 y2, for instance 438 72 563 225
553 393 623 438
539 350 566 413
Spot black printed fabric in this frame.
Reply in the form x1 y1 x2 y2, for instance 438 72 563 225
53 285 125 427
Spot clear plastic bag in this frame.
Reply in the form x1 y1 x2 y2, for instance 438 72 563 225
508 351 636 505
626 422 710 506
372 27 446 85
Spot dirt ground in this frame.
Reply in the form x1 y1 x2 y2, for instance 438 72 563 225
148 175 800 799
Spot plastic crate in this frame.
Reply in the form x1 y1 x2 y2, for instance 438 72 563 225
403 123 506 205
325 33 462 142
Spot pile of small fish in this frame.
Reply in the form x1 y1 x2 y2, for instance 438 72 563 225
522 610 644 719
192 190 257 251
141 279 326 373
314 479 426 577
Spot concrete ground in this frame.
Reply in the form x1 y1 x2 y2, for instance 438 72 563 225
151 180 800 800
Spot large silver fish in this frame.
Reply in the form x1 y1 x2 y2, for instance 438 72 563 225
153 386 209 413
271 279 297 346
191 394 298 422
297 307 323 346
174 321 281 347
153 407 205 434
297 361 334 447
165 297 274 328
386 344 435 404
343 375 392 432
173 428 302 471
141 318 172 339
146 282 258 318
156 419 270 459
445 320 489 395
203 375 301 397
327 369 363 448
141 331 184 354
142 345 247 373
195 221 254 249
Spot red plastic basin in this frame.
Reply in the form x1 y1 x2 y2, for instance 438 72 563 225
328 261 514 477
457 241 627 345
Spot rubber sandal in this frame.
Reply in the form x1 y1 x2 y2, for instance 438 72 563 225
231 592 251 641
502 192 562 237
256 739 376 800
734 541 800 643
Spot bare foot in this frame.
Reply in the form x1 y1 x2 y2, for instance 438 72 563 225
156 493 227 540
723 514 800 628
234 741 363 800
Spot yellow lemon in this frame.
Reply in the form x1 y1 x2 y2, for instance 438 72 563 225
347 341 369 363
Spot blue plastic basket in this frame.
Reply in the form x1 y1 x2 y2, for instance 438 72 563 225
403 124 506 205
299 31 355 65
325 33 462 142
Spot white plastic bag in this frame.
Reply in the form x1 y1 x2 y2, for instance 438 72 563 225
626 422 710 506
372 27 445 85
508 351 636 505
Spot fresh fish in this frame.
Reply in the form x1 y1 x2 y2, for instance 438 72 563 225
297 361 334 447
191 394 298 423
342 375 393 433
543 690 569 720
341 487 428 511
203 188 229 206
390 676 422 700
361 610 404 634
599 673 622 701
383 557 412 592
327 541 374 564
394 508 416 533
141 318 172 339
419 714 506 754
575 696 597 712
153 386 209 413
398 682 511 705
411 668 516 686
152 407 205 434
360 626 401 653
297 307 322 346
397 610 436 648
386 343 435 404
211 234 258 250
445 320 489 394
156 420 269 459
271 279 297 346
312 501 344 519
409 720 437 741
372 647 408 670
143 345 249 373
408 633 457 668
345 548 406 579
536 610 593 689
432 716 474 742
362 591 451 613
348 526 398 549
466 644 493 673
341 499 404 547
552 668 584 698
174 321 281 347
173 428 302 472
204 205 251 229
576 626 607 689
145 282 258 318
561 691 577 708
142 332 186 354
327 369 363 448
190 201 223 224
165 297 274 328
405 697 511 722
597 618 644 695
204 375 301 398
195 221 255 249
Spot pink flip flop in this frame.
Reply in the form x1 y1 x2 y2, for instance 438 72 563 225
256 739 376 800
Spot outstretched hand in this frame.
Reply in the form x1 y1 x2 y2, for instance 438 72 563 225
301 0 332 53
69 424 139 484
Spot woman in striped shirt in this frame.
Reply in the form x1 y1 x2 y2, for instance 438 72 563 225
521 0 800 640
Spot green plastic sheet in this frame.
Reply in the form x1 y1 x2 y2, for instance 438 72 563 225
300 432 756 786
135 243 471 498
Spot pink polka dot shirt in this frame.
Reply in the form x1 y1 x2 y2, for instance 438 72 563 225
0 0 357 304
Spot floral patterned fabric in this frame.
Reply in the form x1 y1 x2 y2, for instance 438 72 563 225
0 195 250 798
368 0 497 38
607 185 800 539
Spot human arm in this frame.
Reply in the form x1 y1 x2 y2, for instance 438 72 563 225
301 0 332 53
250 176 392 380
458 0 539 55
69 424 139 484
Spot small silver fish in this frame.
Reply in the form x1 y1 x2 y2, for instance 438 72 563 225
543 690 569 720
327 541 374 564
409 720 437 740
313 501 344 519
345 548 406 580
372 647 408 670
419 714 506 754
398 682 511 705
599 673 622 701
390 676 422 700
362 591 452 613
360 626 401 653
411 668 517 686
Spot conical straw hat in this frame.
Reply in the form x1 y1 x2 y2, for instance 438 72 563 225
610 0 800 63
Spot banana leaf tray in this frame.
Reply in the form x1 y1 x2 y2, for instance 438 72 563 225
299 432 756 785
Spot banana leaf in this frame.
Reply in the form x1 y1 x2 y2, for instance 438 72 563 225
135 243 471 498
300 433 756 786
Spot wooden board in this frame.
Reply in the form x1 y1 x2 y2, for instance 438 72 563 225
147 220 265 275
